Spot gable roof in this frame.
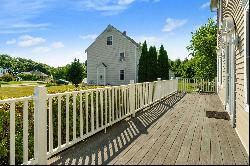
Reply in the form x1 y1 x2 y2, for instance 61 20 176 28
85 24 140 52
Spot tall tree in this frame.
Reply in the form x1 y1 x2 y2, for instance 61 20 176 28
152 46 158 81
187 18 217 79
138 41 148 82
157 45 169 80
66 58 84 87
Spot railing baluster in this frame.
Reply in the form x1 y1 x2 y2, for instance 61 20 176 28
109 88 112 124
140 84 143 108
112 88 114 124
85 92 89 134
23 100 28 163
115 88 117 121
73 93 77 140
118 88 121 119
122 87 124 117
66 94 69 144
124 87 127 115
91 91 94 132
96 91 99 129
9 102 15 165
80 93 83 138
49 97 53 152
105 89 108 127
58 95 62 148
100 90 103 128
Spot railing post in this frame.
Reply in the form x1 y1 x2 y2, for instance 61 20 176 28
34 86 47 165
129 80 136 117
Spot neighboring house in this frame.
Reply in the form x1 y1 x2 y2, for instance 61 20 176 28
211 0 249 154
0 67 9 77
21 70 50 81
86 24 141 85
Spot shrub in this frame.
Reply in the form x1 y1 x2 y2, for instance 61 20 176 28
66 59 84 87
17 73 40 81
1 73 14 82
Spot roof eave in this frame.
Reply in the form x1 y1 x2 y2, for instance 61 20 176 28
210 0 218 12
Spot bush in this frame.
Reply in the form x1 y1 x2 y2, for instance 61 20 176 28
17 73 40 81
66 59 84 87
1 73 14 82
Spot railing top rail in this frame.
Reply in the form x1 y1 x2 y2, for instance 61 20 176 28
0 96 34 104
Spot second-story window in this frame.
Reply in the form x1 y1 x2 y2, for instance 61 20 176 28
120 52 125 62
107 36 112 45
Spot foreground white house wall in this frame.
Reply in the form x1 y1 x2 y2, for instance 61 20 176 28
214 0 249 154
86 25 141 85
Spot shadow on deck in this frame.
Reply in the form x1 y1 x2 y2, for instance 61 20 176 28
49 93 249 165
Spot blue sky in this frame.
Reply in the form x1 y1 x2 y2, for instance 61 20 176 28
0 0 216 67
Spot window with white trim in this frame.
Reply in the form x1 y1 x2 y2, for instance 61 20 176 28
120 52 125 62
120 70 124 80
107 36 112 45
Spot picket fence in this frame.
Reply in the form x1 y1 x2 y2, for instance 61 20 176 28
0 79 178 165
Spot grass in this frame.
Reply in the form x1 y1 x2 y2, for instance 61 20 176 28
0 85 103 99
0 81 24 85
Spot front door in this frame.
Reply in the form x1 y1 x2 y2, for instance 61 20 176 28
97 66 106 85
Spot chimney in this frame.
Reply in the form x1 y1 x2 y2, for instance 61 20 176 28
123 31 127 35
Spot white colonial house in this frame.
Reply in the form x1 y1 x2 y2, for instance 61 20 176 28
86 25 141 85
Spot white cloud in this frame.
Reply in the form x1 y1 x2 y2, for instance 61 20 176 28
162 18 187 32
51 42 64 48
17 35 46 47
0 1 52 34
32 46 51 54
201 2 210 9
80 34 98 40
118 0 135 5
76 0 158 15
6 39 16 45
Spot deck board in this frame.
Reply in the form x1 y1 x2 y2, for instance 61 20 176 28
48 93 249 165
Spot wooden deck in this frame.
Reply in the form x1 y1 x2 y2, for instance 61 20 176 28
48 93 249 165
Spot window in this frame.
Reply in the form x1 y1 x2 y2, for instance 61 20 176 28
120 70 124 80
107 36 112 45
120 52 125 62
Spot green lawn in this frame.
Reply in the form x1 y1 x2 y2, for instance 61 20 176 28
0 85 102 99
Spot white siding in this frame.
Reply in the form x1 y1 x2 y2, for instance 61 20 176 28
87 27 140 85
217 0 249 154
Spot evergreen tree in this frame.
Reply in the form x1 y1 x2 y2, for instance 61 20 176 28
138 41 148 82
66 58 84 87
147 46 158 81
157 45 169 80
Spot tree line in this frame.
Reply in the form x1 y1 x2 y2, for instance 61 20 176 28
138 41 169 82
171 19 217 80
139 18 217 81
0 54 87 82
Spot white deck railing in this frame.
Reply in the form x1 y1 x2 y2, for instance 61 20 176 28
0 79 178 165
178 78 217 93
